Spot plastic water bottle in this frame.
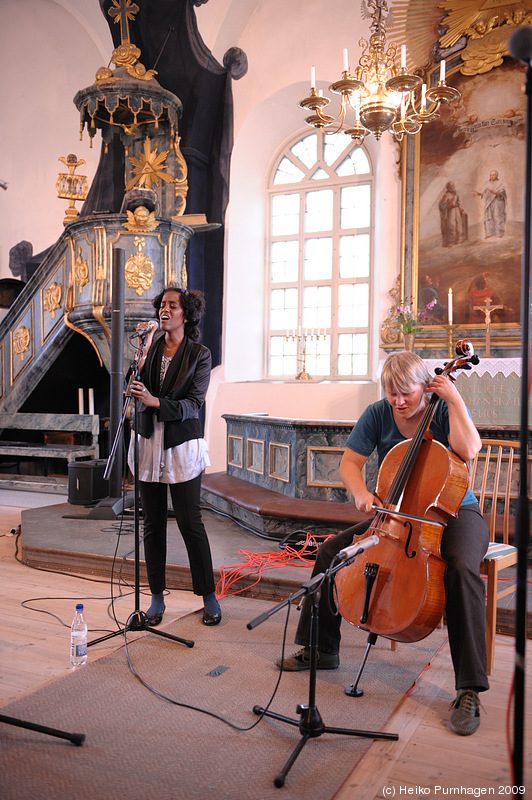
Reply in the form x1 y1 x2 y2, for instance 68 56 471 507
70 603 88 666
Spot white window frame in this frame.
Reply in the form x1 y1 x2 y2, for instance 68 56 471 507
265 129 374 381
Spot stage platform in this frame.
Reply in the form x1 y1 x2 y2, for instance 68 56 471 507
12 474 532 637
18 497 319 603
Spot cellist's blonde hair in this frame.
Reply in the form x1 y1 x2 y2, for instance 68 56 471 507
381 352 431 395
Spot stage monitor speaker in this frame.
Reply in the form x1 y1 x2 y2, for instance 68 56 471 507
68 459 108 505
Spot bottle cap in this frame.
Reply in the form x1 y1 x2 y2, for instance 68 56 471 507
76 603 83 611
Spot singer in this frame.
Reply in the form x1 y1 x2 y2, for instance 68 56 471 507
276 352 489 736
128 286 221 627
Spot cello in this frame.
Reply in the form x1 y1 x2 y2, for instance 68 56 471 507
335 340 480 646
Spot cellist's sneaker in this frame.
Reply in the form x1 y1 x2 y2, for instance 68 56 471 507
275 647 339 671
449 689 482 735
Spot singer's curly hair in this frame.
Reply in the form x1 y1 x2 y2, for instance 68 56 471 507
152 285 205 342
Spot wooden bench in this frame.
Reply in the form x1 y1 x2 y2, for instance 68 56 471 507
0 413 99 469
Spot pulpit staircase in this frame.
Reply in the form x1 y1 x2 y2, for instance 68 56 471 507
0 211 196 501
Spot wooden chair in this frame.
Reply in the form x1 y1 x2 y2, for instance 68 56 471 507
470 439 522 674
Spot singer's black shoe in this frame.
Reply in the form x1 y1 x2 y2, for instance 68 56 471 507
202 609 222 626
145 607 165 626
275 647 339 671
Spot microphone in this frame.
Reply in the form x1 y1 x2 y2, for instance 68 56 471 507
508 26 532 65
129 319 159 341
337 533 380 561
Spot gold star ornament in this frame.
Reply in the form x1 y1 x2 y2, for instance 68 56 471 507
126 137 174 192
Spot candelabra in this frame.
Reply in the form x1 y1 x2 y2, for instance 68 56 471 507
56 154 89 225
286 331 323 380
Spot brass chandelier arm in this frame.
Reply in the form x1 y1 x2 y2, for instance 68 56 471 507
299 90 352 133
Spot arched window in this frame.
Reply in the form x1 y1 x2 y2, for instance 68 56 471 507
266 130 373 380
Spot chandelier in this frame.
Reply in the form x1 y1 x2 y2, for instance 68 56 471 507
298 0 460 144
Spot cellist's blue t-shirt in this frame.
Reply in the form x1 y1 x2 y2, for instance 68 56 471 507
345 397 478 506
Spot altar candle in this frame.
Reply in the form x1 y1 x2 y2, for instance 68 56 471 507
440 59 446 82
88 388 94 415
311 66 316 89
78 388 84 415
343 48 349 71
401 45 407 69
448 288 453 325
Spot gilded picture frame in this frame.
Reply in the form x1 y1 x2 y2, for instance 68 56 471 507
386 15 529 357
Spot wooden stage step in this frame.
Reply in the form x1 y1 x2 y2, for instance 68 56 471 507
201 471 369 538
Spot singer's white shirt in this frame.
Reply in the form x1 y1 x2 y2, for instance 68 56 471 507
127 352 211 484
128 422 210 484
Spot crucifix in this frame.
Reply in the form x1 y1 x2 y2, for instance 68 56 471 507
108 0 139 44
473 297 503 357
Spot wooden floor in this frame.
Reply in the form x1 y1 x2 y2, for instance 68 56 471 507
0 505 530 797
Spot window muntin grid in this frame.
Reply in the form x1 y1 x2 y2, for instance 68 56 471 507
267 131 373 380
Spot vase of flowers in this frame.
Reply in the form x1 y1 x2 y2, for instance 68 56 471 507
393 299 437 351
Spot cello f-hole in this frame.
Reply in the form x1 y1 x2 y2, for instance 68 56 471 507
360 562 379 624
404 522 416 559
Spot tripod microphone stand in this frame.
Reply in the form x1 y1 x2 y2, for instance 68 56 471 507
88 344 194 650
248 547 398 788
0 714 85 746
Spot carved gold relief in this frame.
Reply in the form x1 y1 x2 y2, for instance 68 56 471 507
389 1 532 78
460 24 520 75
44 282 62 319
126 137 174 192
181 254 188 291
439 1 532 50
95 2 157 84
173 134 189 217
94 66 118 85
95 263 106 281
380 276 401 345
125 236 155 296
123 205 158 232
440 1 532 75
74 248 89 293
13 326 30 362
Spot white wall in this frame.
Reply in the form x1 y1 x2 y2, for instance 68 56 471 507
204 0 402 472
1 0 403 475
0 0 111 268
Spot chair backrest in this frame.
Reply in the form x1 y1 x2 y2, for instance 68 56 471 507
469 439 521 544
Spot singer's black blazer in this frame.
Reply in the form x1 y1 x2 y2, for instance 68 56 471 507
135 334 211 450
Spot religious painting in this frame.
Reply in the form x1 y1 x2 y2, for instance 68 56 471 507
416 60 525 327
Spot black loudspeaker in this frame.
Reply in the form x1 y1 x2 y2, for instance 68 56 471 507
68 459 108 505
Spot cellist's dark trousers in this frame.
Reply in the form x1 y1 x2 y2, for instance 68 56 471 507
293 502 489 692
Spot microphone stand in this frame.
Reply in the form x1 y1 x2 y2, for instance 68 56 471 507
507 29 532 787
248 551 398 789
0 714 85 746
513 53 531 789
88 341 194 650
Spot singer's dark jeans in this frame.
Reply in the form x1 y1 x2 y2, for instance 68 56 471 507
293 502 489 692
139 473 216 598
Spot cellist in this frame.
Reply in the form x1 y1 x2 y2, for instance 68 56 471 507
276 351 489 736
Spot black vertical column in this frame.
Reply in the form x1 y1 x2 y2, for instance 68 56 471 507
108 247 125 499
507 28 532 789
